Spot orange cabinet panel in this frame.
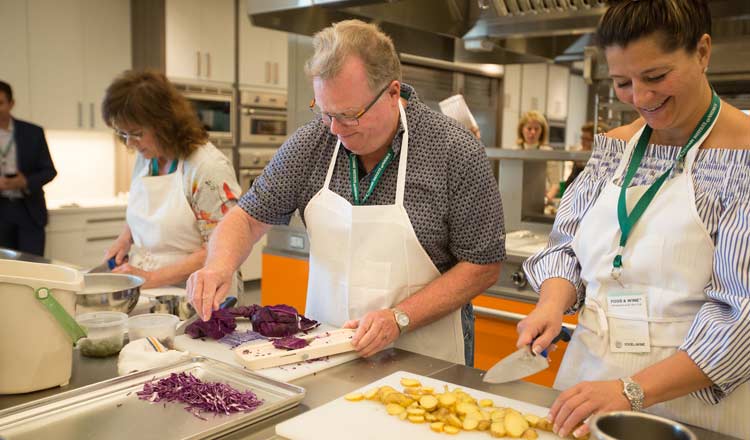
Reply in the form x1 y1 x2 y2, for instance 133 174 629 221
260 254 309 313
473 294 577 387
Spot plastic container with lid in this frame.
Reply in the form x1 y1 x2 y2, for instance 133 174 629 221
128 313 180 349
76 311 128 357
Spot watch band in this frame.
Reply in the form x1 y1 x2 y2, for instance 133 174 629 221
620 377 644 411
392 308 409 334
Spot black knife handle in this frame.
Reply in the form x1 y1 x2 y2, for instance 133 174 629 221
539 327 572 357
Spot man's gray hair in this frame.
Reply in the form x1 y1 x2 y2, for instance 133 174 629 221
305 19 401 93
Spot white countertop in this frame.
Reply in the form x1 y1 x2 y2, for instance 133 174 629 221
47 195 128 211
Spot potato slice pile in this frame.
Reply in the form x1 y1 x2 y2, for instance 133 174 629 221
344 377 588 439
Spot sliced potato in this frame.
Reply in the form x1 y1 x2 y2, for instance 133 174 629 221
344 392 364 402
462 416 480 431
524 414 541 428
479 398 494 407
443 425 460 435
386 403 406 416
446 413 463 429
406 407 426 416
399 411 408 421
504 411 530 438
490 421 506 438
425 413 437 422
535 418 553 432
407 414 425 424
478 419 491 431
522 428 539 439
419 395 438 411
363 387 379 400
438 392 457 408
490 409 506 422
400 377 422 388
430 421 445 433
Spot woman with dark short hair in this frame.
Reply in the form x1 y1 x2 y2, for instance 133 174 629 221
101 70 242 295
519 0 750 437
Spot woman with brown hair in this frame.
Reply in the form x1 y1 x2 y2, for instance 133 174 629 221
101 70 242 294
519 0 750 437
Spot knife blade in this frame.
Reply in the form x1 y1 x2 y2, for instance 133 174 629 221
483 327 572 384
175 296 238 335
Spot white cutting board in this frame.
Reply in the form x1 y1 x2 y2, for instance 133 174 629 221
174 322 359 382
276 371 560 440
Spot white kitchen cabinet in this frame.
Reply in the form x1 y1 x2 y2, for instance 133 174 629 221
24 0 130 131
520 64 548 114
239 2 288 90
0 0 31 120
45 206 127 269
546 64 570 121
502 64 521 115
165 0 234 83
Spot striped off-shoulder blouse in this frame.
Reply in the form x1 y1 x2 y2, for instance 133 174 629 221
523 134 750 404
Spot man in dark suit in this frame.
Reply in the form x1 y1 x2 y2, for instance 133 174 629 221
0 80 57 256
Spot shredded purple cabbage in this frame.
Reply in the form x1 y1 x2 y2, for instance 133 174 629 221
136 372 263 419
272 336 309 350
185 309 237 339
218 330 267 348
230 304 320 337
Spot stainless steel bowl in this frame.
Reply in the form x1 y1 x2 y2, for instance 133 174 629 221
151 294 196 320
76 273 144 314
589 411 698 440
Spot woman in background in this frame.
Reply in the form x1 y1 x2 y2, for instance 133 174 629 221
516 110 549 150
545 121 609 201
102 70 242 295
520 0 750 437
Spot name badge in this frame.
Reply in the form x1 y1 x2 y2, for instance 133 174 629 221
607 292 650 353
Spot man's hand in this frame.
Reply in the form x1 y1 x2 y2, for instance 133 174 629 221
343 308 400 358
186 267 232 321
0 173 27 191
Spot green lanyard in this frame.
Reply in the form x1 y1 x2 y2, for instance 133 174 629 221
0 137 13 159
612 91 720 279
349 149 394 205
150 158 178 176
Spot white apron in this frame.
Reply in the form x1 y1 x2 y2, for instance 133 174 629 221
303 101 465 364
555 124 750 436
127 159 205 276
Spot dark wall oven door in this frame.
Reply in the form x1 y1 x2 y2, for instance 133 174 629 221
240 107 287 146
182 91 234 142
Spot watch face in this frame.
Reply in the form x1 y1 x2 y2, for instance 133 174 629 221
626 382 643 398
396 313 409 326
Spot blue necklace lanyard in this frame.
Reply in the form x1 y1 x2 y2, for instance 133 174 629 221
150 158 178 176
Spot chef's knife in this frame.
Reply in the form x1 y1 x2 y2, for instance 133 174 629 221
483 327 572 384
175 296 238 335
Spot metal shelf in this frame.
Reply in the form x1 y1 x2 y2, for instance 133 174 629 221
485 148 591 161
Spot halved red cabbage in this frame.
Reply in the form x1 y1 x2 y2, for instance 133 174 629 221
272 336 309 350
185 309 237 339
231 304 319 337
136 372 263 419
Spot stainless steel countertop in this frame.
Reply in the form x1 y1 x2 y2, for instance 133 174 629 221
0 350 735 440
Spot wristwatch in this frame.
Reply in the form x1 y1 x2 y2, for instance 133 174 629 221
620 377 644 411
392 308 410 334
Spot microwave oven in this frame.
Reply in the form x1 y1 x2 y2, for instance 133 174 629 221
240 89 287 146
175 83 235 146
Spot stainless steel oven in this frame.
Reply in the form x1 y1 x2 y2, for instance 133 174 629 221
174 82 235 147
238 148 277 193
240 89 288 146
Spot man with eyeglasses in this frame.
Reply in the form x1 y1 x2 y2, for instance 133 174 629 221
0 80 57 256
187 20 505 365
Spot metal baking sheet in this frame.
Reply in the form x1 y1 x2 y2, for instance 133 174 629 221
0 357 305 440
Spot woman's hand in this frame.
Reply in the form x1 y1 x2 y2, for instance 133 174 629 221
548 380 630 438
516 302 565 355
111 263 156 288
105 236 131 266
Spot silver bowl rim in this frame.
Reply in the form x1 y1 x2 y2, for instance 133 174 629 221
589 411 697 440
78 273 145 294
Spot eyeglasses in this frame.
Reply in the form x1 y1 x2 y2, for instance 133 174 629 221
113 128 143 145
309 83 391 127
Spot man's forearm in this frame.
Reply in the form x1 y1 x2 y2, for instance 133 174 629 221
205 206 270 275
149 247 207 287
396 261 501 331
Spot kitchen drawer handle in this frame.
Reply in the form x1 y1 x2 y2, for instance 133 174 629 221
206 52 211 78
273 62 279 84
77 102 83 128
86 235 120 243
197 50 202 77
473 306 576 331
89 102 95 128
86 217 126 224
265 61 271 83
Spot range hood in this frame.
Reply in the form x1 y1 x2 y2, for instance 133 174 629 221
248 0 750 70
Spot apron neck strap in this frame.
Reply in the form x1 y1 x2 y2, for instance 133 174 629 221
394 100 409 206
